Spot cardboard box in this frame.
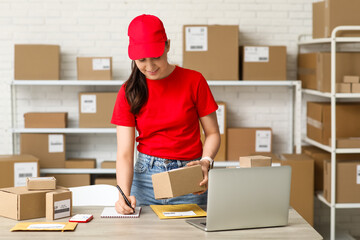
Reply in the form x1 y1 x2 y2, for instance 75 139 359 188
324 160 360 203
336 83 351 93
343 75 359 83
200 102 226 161
227 128 272 160
46 190 72 220
77 57 112 80
274 154 315 226
239 155 272 168
313 0 360 38
297 53 318 90
20 134 66 168
334 138 360 148
152 165 205 199
24 112 68 128
312 1 325 39
0 186 66 220
95 177 117 186
307 102 360 145
27 177 56 190
297 52 360 92
352 83 360 93
241 46 287 80
65 158 96 168
183 25 239 80
303 145 360 191
0 155 39 188
46 174 90 187
14 44 60 80
79 92 117 128
101 161 116 168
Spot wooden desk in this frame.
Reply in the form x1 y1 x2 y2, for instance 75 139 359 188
0 206 322 239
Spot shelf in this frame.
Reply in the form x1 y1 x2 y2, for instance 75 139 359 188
298 37 360 45
13 128 117 133
39 161 240 175
304 137 360 154
12 80 126 86
302 89 360 98
40 168 116 174
12 80 300 87
316 192 360 209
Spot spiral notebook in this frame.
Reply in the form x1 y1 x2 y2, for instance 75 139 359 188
100 207 142 218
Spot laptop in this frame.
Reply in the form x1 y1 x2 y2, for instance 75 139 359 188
186 166 291 232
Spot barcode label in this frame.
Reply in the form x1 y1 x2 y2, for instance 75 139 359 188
14 162 38 187
255 130 271 152
185 26 208 52
81 95 96 113
19 173 33 178
244 46 269 62
54 199 71 219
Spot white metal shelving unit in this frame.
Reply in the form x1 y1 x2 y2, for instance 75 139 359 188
299 26 360 240
11 80 302 175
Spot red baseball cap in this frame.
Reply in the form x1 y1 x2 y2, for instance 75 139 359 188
128 14 168 60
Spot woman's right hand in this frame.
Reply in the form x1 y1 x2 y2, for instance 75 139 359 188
115 195 136 215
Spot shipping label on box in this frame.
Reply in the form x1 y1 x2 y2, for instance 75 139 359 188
92 58 110 71
81 95 97 113
216 104 225 134
255 130 271 152
185 26 208 51
14 162 38 187
244 46 269 62
48 135 64 153
46 190 72 220
357 165 360 184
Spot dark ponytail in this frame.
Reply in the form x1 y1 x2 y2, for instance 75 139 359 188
125 61 148 115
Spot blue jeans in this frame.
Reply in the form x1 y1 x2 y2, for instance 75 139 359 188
130 152 208 206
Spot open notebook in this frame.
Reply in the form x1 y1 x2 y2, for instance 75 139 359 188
100 207 142 218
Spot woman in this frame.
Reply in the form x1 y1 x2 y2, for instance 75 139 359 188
112 14 220 214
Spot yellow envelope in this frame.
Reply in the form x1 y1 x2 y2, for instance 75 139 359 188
10 222 77 232
150 204 207 220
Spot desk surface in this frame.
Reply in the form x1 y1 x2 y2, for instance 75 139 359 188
0 206 322 239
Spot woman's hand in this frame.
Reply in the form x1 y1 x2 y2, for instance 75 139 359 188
186 159 210 194
115 195 136 214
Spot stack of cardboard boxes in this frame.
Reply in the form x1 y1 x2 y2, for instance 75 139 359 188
0 177 72 221
298 0 360 92
183 25 287 81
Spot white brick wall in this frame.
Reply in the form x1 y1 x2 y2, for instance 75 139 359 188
1 0 359 238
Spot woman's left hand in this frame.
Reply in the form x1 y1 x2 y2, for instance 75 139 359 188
186 159 210 195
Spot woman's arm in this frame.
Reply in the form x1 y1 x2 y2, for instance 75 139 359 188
115 125 136 214
187 111 220 193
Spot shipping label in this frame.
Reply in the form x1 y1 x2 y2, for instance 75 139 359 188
163 211 196 217
92 58 110 71
244 46 269 62
14 162 38 187
48 134 64 153
54 199 71 219
185 26 208 51
81 95 96 113
255 130 271 152
357 165 360 184
216 104 225 134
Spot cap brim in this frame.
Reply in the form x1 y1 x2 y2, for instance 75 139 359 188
128 41 165 60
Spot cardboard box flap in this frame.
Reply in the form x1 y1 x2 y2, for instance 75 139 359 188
0 154 38 162
0 191 18 220
152 172 172 199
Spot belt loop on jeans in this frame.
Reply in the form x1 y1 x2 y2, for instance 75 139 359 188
176 160 182 168
149 157 155 168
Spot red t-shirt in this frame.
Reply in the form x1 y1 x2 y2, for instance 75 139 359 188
111 66 218 160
